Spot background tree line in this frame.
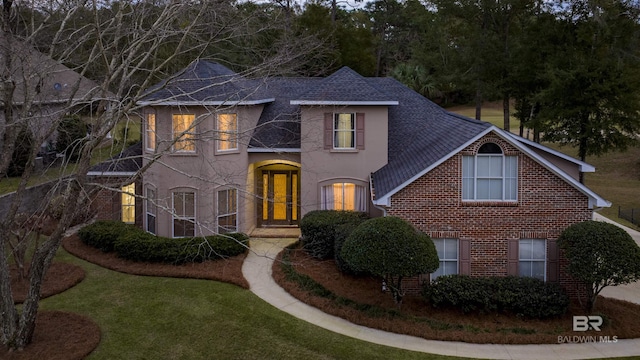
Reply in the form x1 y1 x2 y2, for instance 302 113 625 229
1 0 639 351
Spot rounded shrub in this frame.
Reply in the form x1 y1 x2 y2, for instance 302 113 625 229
341 216 439 304
299 210 368 260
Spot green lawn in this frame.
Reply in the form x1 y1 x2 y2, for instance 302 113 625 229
449 103 640 231
43 249 464 360
0 118 141 195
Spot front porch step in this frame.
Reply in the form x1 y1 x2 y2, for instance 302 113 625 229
250 227 301 239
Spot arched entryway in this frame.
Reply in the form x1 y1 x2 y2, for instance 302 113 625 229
255 162 300 227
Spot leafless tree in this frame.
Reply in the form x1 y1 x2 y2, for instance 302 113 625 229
0 0 317 350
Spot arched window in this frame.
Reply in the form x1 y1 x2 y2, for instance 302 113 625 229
462 143 517 201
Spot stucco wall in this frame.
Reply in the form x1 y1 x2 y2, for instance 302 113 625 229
299 106 389 216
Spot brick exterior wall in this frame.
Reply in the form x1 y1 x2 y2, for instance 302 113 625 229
385 135 592 295
89 176 143 228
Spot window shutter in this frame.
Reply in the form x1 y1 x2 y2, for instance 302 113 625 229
324 113 333 150
507 239 519 276
547 239 559 283
356 113 365 150
459 239 471 275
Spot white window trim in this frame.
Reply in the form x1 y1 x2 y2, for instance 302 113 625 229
333 113 356 149
172 191 196 238
216 113 238 152
519 239 547 281
462 153 518 202
432 238 459 280
172 114 196 153
145 186 156 235
321 182 367 212
217 188 238 233
145 113 156 152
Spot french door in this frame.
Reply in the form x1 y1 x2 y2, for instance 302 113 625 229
259 170 299 226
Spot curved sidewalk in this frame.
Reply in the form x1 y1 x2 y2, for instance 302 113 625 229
241 237 640 360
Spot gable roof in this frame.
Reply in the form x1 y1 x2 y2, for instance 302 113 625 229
1 40 113 106
372 126 610 209
290 67 398 105
135 60 608 209
138 60 274 106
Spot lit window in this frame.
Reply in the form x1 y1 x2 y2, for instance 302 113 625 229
145 113 156 151
462 143 517 201
172 114 195 152
432 239 458 280
172 191 195 237
121 183 136 224
334 113 355 149
217 189 237 233
217 113 238 151
519 239 546 281
145 186 156 234
321 183 366 211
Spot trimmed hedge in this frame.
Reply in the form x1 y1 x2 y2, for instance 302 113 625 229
422 275 569 319
79 221 249 264
299 210 369 260
78 220 133 252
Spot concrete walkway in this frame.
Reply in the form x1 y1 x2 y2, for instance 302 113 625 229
241 223 640 359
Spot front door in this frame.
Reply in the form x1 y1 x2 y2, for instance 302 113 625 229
259 170 299 226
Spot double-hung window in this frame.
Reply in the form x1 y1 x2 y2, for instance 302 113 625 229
432 239 458 280
217 189 237 233
145 187 156 235
217 113 238 151
519 239 546 281
145 113 156 151
172 191 195 237
172 114 195 152
334 113 355 149
121 183 136 224
321 183 366 211
462 143 517 201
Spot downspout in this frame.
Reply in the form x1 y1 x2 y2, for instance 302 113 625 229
369 173 387 217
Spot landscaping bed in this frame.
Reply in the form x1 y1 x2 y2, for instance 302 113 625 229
273 243 640 344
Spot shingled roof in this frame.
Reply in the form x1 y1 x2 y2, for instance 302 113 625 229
88 142 143 175
135 61 491 199
291 66 398 105
139 60 273 105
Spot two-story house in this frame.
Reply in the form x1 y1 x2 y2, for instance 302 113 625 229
92 60 609 289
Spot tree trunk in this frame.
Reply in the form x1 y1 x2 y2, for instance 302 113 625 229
475 83 482 121
503 95 510 131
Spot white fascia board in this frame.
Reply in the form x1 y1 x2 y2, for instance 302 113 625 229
373 126 611 208
290 100 399 106
87 171 136 177
491 128 609 208
136 98 275 106
247 148 301 153
373 127 495 206
505 133 596 172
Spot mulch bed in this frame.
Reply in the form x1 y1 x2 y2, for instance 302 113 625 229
62 234 249 289
0 311 100 360
273 245 640 344
2 233 249 359
11 263 85 304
